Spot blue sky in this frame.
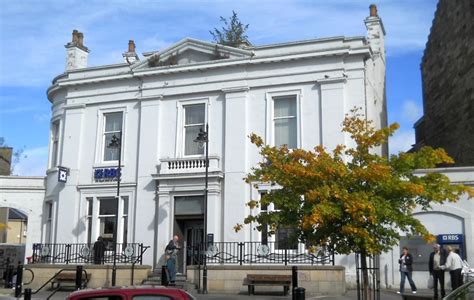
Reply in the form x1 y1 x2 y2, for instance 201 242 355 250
0 0 437 175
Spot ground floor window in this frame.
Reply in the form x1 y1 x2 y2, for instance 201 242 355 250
99 197 118 247
83 196 129 248
45 202 53 243
275 227 298 250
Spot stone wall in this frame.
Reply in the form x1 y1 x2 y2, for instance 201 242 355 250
25 264 151 290
415 0 474 166
187 265 345 296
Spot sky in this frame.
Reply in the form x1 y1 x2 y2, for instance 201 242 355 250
0 0 438 176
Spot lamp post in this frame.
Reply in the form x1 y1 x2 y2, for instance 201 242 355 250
194 123 208 294
108 131 122 287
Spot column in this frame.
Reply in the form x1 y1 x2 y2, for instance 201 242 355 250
222 87 249 242
134 99 161 267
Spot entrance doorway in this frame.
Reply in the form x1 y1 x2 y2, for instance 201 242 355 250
175 218 204 274
173 195 205 274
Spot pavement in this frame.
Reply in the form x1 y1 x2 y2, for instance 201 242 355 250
0 288 438 300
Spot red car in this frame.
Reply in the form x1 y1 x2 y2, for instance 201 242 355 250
66 286 196 300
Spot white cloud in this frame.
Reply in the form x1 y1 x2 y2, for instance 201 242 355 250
389 130 415 154
401 100 422 123
12 146 48 176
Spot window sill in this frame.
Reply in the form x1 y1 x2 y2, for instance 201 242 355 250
93 162 124 168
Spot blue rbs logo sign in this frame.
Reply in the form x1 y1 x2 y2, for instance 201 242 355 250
437 234 463 244
94 168 120 181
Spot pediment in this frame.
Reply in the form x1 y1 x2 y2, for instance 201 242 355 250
133 38 254 70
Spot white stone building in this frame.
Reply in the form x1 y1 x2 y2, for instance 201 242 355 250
44 8 387 271
0 176 45 259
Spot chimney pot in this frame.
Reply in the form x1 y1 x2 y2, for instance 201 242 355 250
77 32 84 47
65 29 89 70
369 4 378 17
128 40 136 53
72 29 79 44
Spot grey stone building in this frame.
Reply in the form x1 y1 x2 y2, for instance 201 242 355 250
413 0 474 166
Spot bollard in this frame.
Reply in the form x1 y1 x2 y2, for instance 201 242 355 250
4 258 10 288
292 266 298 300
24 288 32 300
294 287 305 300
6 264 14 288
15 263 23 298
75 265 83 290
161 265 169 286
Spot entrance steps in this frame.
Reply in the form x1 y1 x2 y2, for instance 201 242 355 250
142 270 198 293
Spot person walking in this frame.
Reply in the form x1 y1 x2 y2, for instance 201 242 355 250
398 247 417 294
444 246 463 291
165 235 180 285
429 244 447 298
93 236 106 264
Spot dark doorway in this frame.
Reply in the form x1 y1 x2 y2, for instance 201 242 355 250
174 195 205 274
174 218 203 274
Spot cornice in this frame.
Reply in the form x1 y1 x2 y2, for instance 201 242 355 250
47 46 370 89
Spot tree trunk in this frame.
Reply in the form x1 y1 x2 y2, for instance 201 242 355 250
360 250 371 300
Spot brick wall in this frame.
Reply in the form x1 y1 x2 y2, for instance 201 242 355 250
415 0 474 166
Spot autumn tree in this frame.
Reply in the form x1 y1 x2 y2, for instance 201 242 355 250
236 109 473 299
210 11 250 48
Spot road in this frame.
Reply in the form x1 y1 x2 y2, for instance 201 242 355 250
0 288 433 299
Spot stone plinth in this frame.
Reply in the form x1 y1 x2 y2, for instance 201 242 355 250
187 265 345 296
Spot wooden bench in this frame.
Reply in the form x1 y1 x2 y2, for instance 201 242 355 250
243 274 292 296
51 272 89 290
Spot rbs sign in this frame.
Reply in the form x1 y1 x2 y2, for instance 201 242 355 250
94 168 119 181
438 234 463 244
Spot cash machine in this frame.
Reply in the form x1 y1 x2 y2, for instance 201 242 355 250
437 234 466 259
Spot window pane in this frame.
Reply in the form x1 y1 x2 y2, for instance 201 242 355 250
51 121 60 167
185 125 204 155
100 217 116 235
185 104 205 125
105 112 123 132
276 228 298 250
175 196 204 215
123 216 128 245
87 217 92 245
274 96 296 118
99 198 118 215
104 133 120 161
87 198 93 215
275 118 297 148
133 296 172 300
47 203 53 219
123 197 128 215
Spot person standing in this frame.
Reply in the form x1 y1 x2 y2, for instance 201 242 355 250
429 244 447 298
444 246 463 291
93 236 106 264
165 235 180 285
398 247 417 294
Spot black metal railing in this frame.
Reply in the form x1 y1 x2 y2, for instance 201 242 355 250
31 243 149 265
188 241 334 266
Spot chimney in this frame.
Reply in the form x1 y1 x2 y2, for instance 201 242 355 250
122 40 139 64
65 29 89 71
365 4 385 57
0 147 13 175
369 4 378 17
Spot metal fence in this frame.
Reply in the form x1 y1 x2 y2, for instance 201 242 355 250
187 241 334 266
31 243 148 265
